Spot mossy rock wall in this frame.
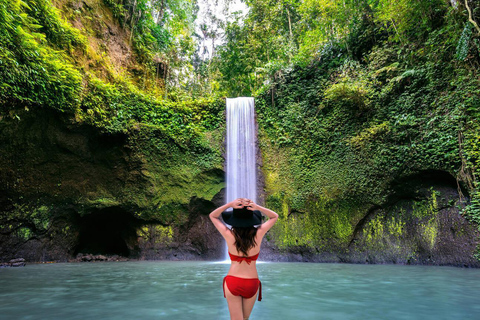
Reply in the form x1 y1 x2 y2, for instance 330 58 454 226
259 169 479 266
0 109 225 262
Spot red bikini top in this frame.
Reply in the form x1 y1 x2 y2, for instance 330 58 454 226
229 252 259 264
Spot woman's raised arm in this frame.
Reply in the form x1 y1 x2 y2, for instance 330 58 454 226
209 198 244 238
246 201 278 237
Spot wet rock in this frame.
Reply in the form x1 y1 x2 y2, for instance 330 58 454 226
0 258 26 267
74 253 129 262
96 255 107 261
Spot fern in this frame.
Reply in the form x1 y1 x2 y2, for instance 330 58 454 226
456 23 472 61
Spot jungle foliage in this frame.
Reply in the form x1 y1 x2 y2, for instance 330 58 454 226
1 0 480 257
0 0 224 152
230 0 480 250
161 0 480 252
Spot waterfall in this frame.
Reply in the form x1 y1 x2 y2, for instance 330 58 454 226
226 97 257 203
225 97 256 258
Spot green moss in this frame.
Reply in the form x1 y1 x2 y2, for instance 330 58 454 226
360 191 441 254
4 203 53 232
422 217 438 250
409 190 440 249
365 215 406 245
118 145 223 223
62 226 70 235
268 193 355 250
411 189 439 220
16 227 32 240
31 205 51 230
388 216 405 237
86 198 121 209
138 224 174 244
365 215 385 244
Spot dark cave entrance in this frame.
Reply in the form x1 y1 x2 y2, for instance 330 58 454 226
74 207 140 257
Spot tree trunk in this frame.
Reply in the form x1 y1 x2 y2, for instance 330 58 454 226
156 0 167 26
129 0 138 44
286 7 293 39
465 0 480 35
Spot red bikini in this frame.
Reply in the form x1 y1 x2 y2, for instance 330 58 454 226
223 252 262 301
228 252 259 265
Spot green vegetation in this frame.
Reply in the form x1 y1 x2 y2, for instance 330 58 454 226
211 0 479 256
0 0 225 244
0 0 83 112
1 0 480 262
138 224 174 244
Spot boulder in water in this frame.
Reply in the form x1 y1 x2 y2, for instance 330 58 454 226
75 253 129 262
0 258 26 267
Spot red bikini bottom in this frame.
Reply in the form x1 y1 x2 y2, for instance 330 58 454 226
223 275 262 301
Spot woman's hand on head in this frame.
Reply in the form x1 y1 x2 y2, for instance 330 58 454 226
230 198 245 209
246 200 260 211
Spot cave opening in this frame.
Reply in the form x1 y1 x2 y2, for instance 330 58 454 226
388 169 467 201
74 207 140 257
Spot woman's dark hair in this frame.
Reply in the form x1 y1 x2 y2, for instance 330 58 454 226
231 226 257 256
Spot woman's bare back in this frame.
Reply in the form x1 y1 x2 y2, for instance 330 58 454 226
225 231 263 278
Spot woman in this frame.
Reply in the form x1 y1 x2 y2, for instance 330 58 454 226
209 198 279 320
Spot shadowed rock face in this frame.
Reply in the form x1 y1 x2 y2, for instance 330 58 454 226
349 179 479 266
74 207 140 257
70 201 225 261
0 109 225 263
347 170 479 267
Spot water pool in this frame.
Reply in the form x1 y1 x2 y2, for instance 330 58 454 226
1 261 479 319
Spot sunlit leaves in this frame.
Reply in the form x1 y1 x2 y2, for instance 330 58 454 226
372 0 447 42
25 0 87 51
0 0 82 111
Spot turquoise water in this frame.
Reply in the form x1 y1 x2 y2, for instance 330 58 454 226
1 261 480 319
